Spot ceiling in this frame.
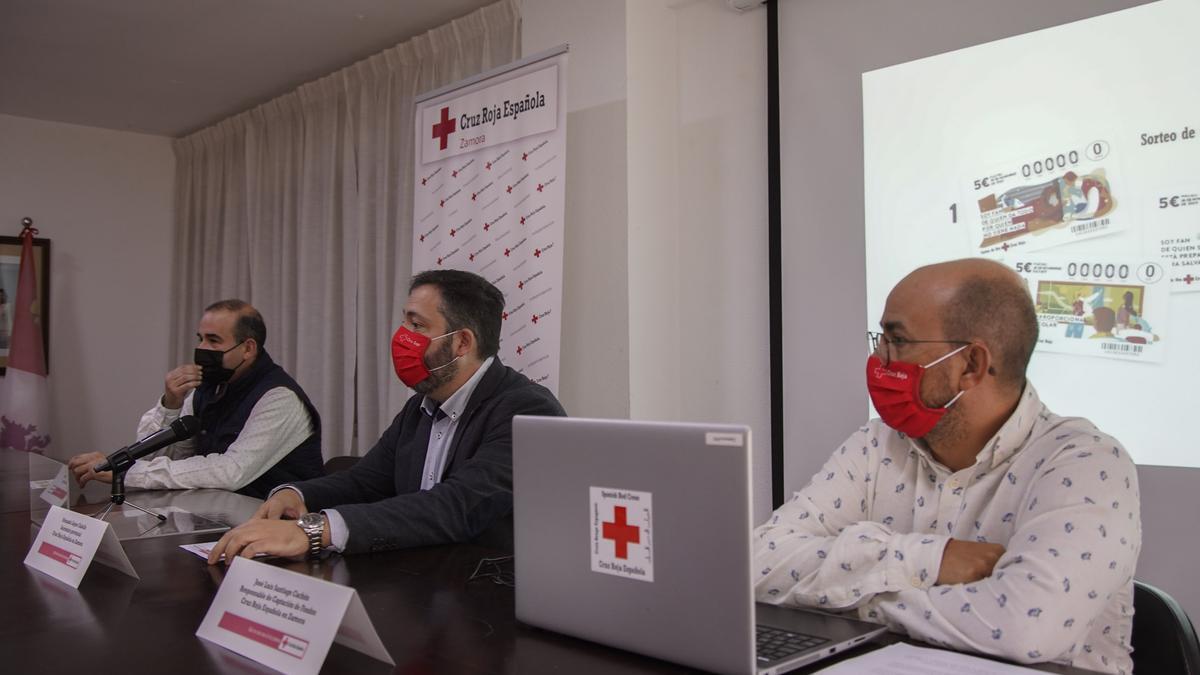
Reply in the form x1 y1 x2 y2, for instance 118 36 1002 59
0 0 496 137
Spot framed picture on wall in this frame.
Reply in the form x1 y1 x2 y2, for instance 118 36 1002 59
0 235 51 375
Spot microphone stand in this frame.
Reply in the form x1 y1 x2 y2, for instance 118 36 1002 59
91 452 167 523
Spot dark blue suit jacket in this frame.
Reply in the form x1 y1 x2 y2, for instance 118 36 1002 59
291 358 565 553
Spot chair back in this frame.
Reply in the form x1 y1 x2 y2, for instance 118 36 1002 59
323 455 360 475
1132 580 1200 674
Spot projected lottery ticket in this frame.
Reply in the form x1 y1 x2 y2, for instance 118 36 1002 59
965 140 1125 257
1013 257 1167 362
1144 183 1200 292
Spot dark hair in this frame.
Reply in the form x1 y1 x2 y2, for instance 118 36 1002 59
204 299 267 348
942 276 1038 390
409 270 504 358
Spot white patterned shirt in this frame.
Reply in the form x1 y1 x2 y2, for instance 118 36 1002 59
754 384 1141 675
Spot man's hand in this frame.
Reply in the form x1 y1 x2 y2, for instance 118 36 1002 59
936 539 1006 585
163 364 203 409
206 519 312 564
252 488 308 520
67 452 113 487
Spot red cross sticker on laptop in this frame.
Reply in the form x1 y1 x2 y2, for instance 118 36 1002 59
590 487 654 582
602 506 640 559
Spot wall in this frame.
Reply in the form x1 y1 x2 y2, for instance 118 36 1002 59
775 0 1197 621
0 113 175 459
521 0 632 421
650 0 771 522
522 0 772 521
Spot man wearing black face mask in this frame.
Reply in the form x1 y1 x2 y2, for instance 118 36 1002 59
207 270 566 564
68 300 323 498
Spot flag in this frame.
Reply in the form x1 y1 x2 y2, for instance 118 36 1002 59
0 222 51 453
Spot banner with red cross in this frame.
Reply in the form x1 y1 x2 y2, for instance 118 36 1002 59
590 486 654 583
412 49 567 393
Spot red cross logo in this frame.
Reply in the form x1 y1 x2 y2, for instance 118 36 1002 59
516 345 524 355
421 177 427 186
518 280 524 290
537 183 544 192
486 161 492 170
522 152 528 161
502 311 509 321
469 253 475 262
471 192 477 201
419 234 425 242
439 199 445 208
506 185 513 194
534 248 541 258
436 257 443 265
432 107 456 150
504 248 511 257
520 216 526 225
1186 275 1195 285
449 228 456 237
452 170 458 178
483 221 491 231
531 314 539 324
602 506 640 559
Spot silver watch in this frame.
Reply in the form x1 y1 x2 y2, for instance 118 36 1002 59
297 512 325 559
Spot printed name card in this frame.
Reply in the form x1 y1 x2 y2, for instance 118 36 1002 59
23 505 139 587
196 556 393 674
38 465 72 507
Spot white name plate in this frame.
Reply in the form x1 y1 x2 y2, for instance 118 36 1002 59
23 505 139 587
196 556 393 674
39 465 72 507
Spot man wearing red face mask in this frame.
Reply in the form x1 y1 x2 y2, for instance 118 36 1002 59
754 259 1140 675
209 270 565 562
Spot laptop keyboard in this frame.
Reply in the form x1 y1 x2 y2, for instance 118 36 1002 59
755 625 829 663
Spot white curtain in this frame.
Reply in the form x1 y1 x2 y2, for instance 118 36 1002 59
170 0 521 458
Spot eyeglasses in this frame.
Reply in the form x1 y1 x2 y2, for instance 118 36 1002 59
866 331 971 366
468 554 515 587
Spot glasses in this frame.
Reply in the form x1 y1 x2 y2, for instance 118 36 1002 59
866 331 971 365
468 555 515 587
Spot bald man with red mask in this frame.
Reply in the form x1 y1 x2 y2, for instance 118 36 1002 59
754 259 1141 675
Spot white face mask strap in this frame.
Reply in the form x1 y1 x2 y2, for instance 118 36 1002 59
428 354 462 373
924 343 969 369
427 329 463 374
943 389 966 409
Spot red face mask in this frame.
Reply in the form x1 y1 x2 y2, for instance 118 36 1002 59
865 344 967 438
391 326 458 388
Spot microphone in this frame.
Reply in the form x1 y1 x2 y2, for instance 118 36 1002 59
94 416 201 474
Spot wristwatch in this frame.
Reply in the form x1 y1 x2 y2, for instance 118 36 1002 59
297 512 325 559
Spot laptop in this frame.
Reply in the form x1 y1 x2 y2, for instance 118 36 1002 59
513 416 887 675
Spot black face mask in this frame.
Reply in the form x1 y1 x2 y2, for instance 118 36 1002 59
194 340 247 385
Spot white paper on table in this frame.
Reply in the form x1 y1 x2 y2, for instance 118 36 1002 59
815 643 1046 674
179 541 270 562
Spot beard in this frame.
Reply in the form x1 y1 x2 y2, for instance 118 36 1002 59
919 368 966 449
411 336 459 395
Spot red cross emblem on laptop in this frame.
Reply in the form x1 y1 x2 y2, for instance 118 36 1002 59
432 107 456 150
602 506 640 559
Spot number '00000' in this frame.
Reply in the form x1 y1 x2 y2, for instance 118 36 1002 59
1066 263 1129 279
